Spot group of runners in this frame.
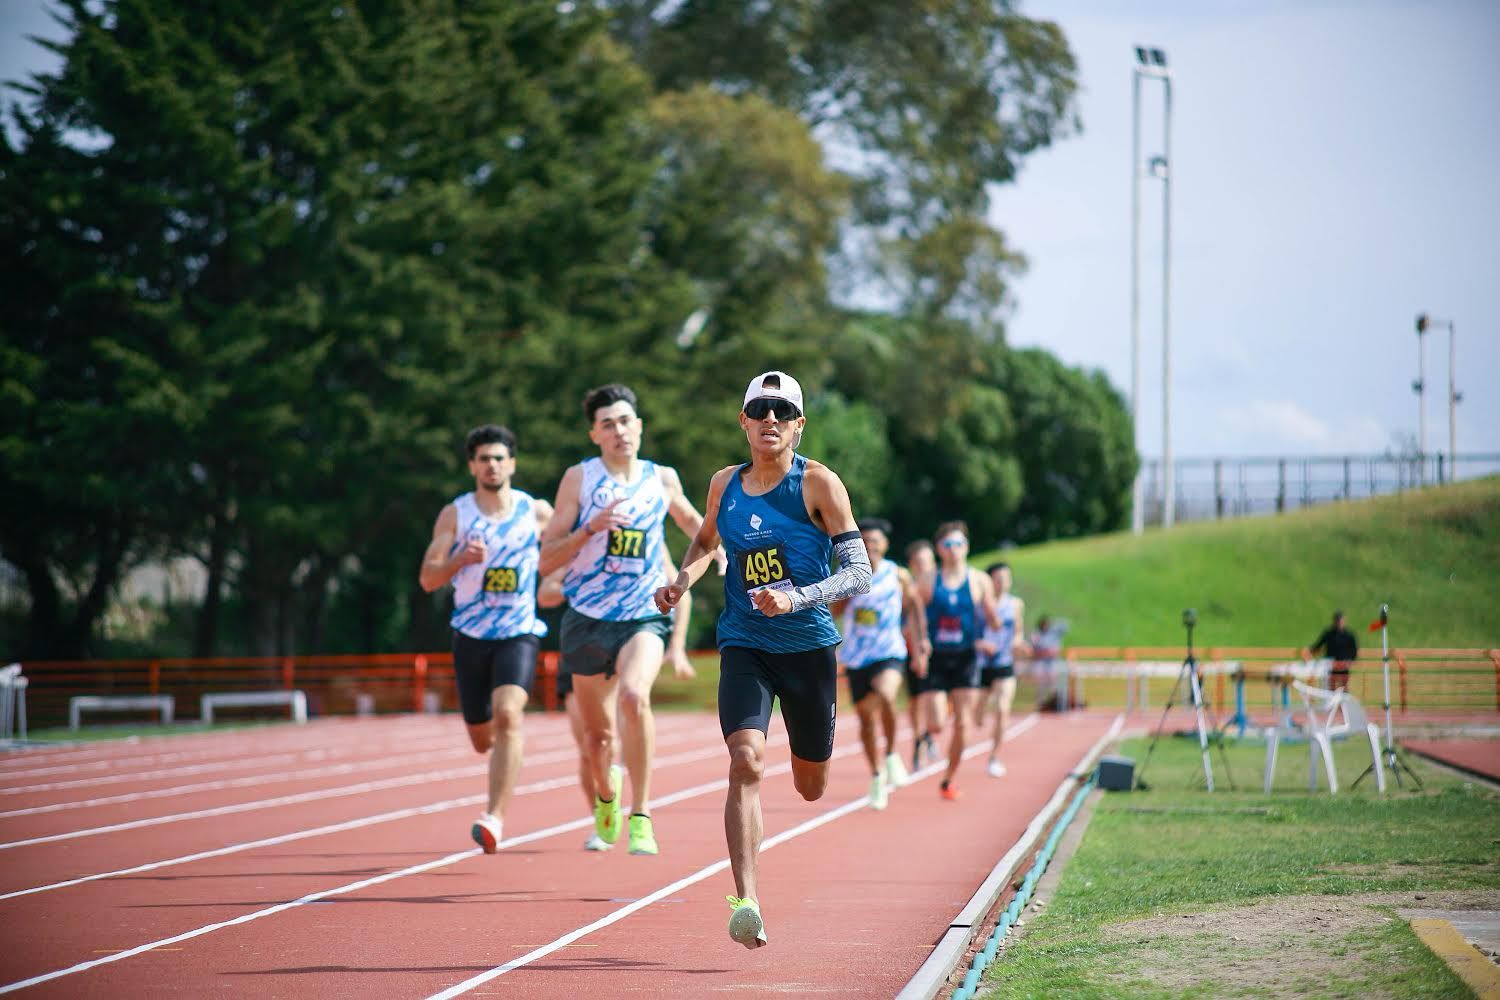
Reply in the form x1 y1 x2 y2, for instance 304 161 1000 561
418 370 1030 951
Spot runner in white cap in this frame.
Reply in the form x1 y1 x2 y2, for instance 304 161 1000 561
656 369 872 949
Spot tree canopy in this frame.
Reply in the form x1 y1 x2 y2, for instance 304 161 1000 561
1 0 1132 658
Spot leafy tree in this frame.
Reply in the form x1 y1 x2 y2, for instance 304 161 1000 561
606 0 1079 325
995 347 1137 543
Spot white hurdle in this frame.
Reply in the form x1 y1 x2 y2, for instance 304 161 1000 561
69 694 176 730
2 664 28 741
200 690 308 725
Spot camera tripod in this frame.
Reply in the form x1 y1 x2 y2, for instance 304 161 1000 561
1134 610 1236 791
1353 605 1423 790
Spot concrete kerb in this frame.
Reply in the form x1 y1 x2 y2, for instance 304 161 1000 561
896 714 1125 1000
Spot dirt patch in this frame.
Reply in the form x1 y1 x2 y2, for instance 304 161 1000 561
1095 891 1500 998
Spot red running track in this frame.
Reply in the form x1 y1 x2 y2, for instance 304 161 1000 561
0 709 1117 998
1403 738 1500 783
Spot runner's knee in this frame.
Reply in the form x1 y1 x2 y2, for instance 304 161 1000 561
618 685 651 723
727 740 764 785
793 767 827 801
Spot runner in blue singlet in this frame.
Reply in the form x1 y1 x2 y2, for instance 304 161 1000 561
917 521 1001 800
654 370 872 951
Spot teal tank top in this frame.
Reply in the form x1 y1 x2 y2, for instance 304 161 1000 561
715 455 842 653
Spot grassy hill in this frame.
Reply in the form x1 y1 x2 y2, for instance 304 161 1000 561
980 475 1500 648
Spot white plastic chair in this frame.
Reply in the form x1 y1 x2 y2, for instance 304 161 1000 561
1263 681 1384 794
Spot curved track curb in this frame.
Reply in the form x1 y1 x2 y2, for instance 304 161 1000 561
897 713 1124 1000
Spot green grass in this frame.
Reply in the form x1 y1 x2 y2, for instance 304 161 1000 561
976 476 1500 647
21 719 305 743
983 736 1500 999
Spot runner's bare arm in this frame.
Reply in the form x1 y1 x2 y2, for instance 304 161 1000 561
754 463 870 617
538 465 628 575
976 570 1003 630
419 504 480 592
898 566 930 675
654 466 735 612
662 550 696 679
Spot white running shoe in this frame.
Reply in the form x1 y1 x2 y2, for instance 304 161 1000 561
471 813 502 853
868 772 889 810
884 751 909 789
583 833 612 851
727 896 768 949
987 758 1008 778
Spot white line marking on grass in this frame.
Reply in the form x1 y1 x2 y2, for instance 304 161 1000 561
421 715 1043 999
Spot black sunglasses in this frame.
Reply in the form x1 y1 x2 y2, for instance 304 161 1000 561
744 397 801 422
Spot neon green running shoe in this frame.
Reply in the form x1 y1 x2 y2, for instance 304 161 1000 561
726 895 768 949
593 765 623 845
627 814 658 855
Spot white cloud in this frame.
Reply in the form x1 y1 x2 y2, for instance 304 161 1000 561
1217 399 1385 454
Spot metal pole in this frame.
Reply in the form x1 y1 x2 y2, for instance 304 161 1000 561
1130 69 1144 535
1416 328 1426 481
1448 322 1457 479
1161 74 1175 529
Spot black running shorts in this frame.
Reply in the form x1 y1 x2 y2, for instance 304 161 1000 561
927 648 982 692
719 644 839 763
847 658 904 705
980 662 1016 686
560 607 673 678
451 632 540 725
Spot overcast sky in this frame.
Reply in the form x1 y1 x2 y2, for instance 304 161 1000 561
990 0 1499 459
4 1 1497 461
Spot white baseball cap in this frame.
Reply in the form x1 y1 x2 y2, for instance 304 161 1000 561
742 370 804 415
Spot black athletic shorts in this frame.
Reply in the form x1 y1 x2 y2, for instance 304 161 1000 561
981 662 1016 686
555 669 573 703
847 658 904 705
719 644 839 763
927 648 982 692
452 631 540 725
561 607 673 678
904 660 929 698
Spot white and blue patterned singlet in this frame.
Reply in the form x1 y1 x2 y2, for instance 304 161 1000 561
981 593 1019 667
563 457 669 622
841 560 908 669
449 490 542 641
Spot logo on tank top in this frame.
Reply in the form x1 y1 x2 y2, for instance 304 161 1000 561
592 483 624 510
750 513 762 530
727 498 737 512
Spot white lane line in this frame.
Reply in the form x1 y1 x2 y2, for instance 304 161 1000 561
0 747 469 817
422 713 1042 999
0 721 452 777
0 743 821 995
0 742 731 902
0 725 708 839
0 735 463 793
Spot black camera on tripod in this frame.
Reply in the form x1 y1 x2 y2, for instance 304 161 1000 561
1181 608 1197 629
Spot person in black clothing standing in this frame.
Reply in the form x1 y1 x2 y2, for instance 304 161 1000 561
1308 610 1358 690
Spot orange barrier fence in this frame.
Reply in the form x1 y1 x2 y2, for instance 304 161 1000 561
16 651 566 726
1052 646 1500 716
11 646 1498 728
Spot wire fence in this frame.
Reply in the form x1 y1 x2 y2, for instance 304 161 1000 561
1138 452 1500 524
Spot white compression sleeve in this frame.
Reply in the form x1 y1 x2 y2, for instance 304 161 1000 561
787 533 872 612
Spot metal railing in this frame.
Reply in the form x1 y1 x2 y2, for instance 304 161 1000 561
1137 452 1500 524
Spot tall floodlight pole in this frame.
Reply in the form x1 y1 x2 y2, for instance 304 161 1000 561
1129 63 1143 534
1131 46 1172 529
1417 313 1461 481
1160 62 1175 529
1413 315 1428 482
